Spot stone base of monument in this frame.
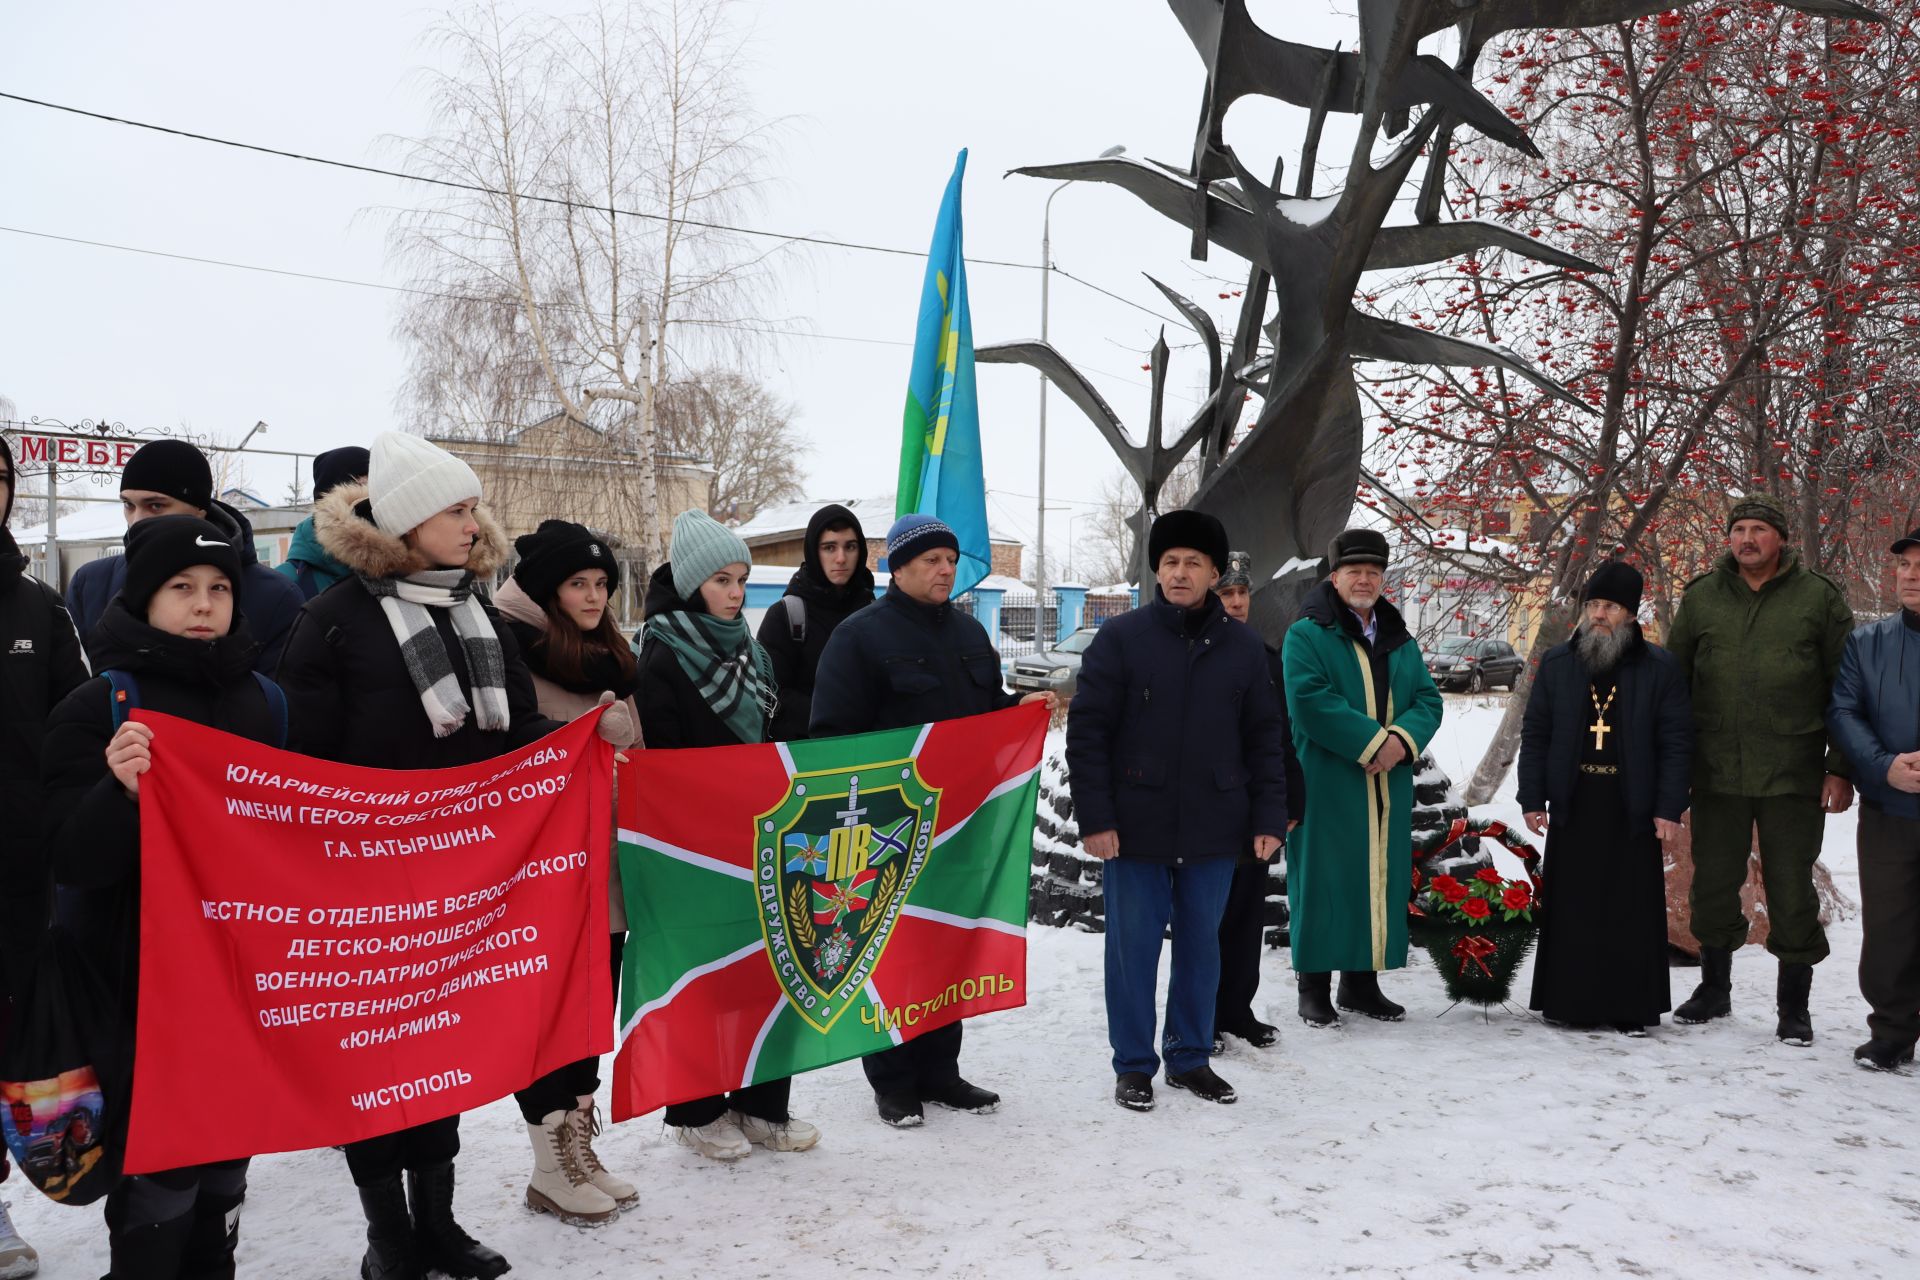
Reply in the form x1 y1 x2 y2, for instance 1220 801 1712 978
1661 815 1854 959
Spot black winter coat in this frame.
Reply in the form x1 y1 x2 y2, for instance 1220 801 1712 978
1066 589 1290 864
757 503 876 742
1517 630 1692 835
1264 642 1308 826
42 600 278 1016
67 500 304 676
1 531 91 988
809 583 1018 737
636 562 770 749
274 482 557 769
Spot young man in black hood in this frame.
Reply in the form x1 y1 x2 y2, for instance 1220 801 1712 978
758 503 876 742
64 439 304 675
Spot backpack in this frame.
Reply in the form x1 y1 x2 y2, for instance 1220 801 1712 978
779 595 807 644
103 668 288 748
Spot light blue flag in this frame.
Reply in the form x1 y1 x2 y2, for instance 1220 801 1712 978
894 149 990 597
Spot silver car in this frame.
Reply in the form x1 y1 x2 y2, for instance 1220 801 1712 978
1008 627 1100 699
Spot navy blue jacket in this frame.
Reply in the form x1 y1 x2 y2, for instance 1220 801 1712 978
1517 630 1692 834
67 500 303 676
1828 612 1920 819
1065 589 1290 864
809 583 1018 736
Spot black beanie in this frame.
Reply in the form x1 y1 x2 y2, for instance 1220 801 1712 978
120 515 243 618
1582 561 1644 615
121 440 213 512
1148 509 1229 574
0 434 16 529
312 446 371 500
512 519 621 606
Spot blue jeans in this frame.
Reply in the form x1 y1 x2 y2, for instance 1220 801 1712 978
1103 856 1237 1077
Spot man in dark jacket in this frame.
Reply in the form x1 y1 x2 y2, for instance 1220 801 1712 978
811 513 1054 1127
1519 562 1691 1034
66 439 304 674
278 445 368 601
1213 548 1304 1051
1068 513 1288 1111
1827 528 1920 1072
759 503 875 741
1664 493 1855 1044
1 434 90 988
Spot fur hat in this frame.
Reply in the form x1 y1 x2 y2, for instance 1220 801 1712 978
1218 549 1253 591
366 432 482 537
1148 509 1229 574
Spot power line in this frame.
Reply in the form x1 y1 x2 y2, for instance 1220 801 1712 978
0 89 1188 326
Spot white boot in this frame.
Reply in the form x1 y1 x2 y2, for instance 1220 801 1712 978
571 1095 638 1210
669 1116 752 1161
525 1110 619 1227
731 1111 821 1153
0 1198 39 1279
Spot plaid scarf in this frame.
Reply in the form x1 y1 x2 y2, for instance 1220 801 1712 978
643 607 776 745
360 569 510 738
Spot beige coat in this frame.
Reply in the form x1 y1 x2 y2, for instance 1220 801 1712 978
493 577 643 930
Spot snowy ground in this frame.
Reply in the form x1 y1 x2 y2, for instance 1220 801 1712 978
11 696 1916 1279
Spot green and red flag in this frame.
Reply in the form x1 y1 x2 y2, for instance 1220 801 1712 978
611 704 1046 1120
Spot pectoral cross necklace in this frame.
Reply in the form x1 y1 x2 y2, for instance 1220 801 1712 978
1589 685 1617 751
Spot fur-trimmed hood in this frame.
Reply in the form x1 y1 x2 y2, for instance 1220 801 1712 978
311 481 508 580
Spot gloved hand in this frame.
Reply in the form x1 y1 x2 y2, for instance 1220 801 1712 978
595 690 636 746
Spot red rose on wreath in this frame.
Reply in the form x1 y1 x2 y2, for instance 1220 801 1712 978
1502 884 1532 911
1433 875 1468 903
1474 867 1504 884
1461 896 1492 920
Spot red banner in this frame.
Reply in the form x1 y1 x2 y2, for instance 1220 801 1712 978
123 710 612 1173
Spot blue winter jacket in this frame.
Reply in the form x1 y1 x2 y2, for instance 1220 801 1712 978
1827 613 1920 820
66 500 305 676
1066 588 1290 864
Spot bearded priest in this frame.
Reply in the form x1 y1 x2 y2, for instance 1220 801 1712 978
1519 562 1693 1035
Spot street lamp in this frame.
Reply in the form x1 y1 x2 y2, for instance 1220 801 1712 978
1037 143 1125 642
237 421 268 450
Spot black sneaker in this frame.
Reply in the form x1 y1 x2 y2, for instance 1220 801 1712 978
925 1078 1000 1114
1114 1072 1155 1112
1854 1039 1916 1073
1165 1065 1237 1104
876 1092 924 1128
1220 1018 1280 1048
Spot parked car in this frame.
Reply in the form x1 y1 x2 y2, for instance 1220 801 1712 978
1009 626 1100 699
1425 635 1523 692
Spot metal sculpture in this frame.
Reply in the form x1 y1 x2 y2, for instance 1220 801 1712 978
986 0 1882 633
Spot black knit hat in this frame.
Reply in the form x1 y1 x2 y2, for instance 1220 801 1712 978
512 519 621 606
0 433 16 529
1148 509 1229 573
312 446 371 501
121 440 213 512
120 514 242 618
1325 528 1390 570
1582 561 1643 614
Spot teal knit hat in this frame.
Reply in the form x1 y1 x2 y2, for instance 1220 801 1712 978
669 509 752 600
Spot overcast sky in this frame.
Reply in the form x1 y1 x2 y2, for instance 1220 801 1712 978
2 0 1376 567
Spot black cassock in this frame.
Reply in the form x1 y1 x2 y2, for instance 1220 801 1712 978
1528 674 1672 1028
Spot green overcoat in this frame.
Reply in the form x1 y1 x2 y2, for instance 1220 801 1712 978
1662 549 1854 797
1283 581 1445 973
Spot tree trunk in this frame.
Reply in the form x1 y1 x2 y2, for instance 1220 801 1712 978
1462 595 1577 805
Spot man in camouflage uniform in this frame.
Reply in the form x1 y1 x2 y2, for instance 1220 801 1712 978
1664 493 1855 1046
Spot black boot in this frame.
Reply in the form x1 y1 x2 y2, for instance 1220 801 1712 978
1675 945 1733 1023
1297 972 1339 1028
1853 1038 1916 1072
179 1188 245 1280
1775 962 1814 1046
924 1077 1000 1114
407 1162 510 1280
1336 971 1406 1022
357 1175 421 1280
1218 1016 1280 1048
106 1212 195 1280
1114 1072 1155 1112
1165 1064 1237 1104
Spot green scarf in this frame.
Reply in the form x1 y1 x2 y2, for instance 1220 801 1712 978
644 608 777 744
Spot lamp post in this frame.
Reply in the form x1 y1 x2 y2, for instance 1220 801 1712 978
1037 144 1125 642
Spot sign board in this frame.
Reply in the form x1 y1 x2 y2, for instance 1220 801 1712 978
5 432 142 474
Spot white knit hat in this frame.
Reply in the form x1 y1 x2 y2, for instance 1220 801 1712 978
367 432 483 537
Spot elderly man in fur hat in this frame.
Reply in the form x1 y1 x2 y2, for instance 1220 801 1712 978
1281 529 1444 1028
1664 493 1856 1045
1520 562 1692 1034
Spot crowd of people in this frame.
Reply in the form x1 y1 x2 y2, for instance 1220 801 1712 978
0 431 1915 1279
